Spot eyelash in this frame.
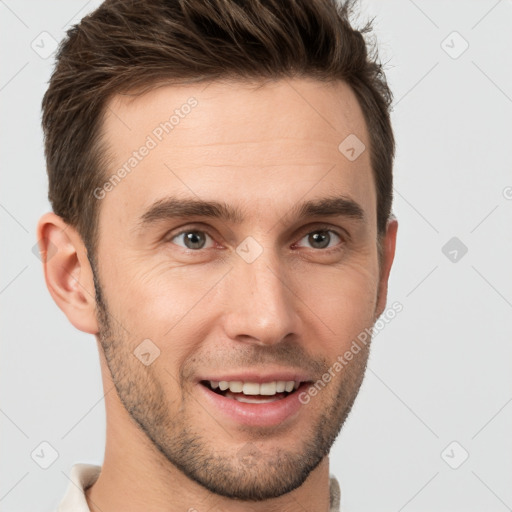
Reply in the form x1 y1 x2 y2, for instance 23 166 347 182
166 224 347 254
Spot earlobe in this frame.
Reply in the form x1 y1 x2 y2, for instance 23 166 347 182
36 212 99 335
375 216 398 319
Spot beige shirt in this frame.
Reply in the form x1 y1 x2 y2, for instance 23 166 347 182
56 463 341 512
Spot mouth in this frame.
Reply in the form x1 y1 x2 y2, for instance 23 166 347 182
196 373 315 427
199 379 309 403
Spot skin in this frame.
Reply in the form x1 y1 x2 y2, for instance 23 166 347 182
37 78 397 512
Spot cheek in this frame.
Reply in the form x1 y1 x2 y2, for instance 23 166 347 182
294 259 379 352
104 245 379 358
306 261 377 298
107 261 221 365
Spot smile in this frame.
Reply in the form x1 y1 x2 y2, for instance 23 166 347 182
197 378 314 427
201 379 300 403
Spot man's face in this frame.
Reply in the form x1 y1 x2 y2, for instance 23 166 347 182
93 78 386 500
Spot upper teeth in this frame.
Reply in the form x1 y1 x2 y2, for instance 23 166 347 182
209 380 299 395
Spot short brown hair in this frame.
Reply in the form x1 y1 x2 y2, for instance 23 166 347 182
41 0 394 266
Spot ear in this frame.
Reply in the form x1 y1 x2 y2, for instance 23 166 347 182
36 212 99 335
375 216 398 319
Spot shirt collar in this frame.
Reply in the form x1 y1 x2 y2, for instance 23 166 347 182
57 463 101 512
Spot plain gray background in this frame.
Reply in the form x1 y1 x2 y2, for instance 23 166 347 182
1 1 511 511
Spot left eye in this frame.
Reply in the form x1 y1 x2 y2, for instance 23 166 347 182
295 230 342 250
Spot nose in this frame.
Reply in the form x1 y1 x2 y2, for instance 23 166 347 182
221 245 301 347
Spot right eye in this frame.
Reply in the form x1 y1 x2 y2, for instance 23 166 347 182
168 229 216 251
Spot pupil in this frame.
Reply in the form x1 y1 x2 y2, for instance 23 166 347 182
309 231 329 249
185 231 205 250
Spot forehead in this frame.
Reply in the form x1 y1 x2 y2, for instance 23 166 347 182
98 78 375 233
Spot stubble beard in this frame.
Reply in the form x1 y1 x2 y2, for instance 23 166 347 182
91 263 372 501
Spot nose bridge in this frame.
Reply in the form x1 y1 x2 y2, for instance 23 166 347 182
223 238 300 346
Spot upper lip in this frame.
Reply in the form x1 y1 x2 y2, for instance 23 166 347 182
198 370 314 384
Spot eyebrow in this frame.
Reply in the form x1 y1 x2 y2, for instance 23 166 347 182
134 194 365 233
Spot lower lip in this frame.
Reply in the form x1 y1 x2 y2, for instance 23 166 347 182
197 382 311 428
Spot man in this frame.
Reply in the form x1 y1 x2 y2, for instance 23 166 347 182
37 0 397 510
